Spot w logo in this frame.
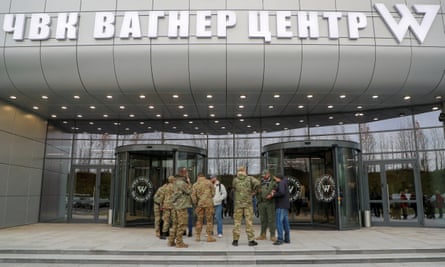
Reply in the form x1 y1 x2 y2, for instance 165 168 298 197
137 185 147 194
322 184 331 193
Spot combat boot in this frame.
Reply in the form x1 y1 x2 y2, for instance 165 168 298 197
256 234 266 240
160 232 168 240
270 236 277 242
167 240 176 247
248 240 258 246
207 235 216 242
195 235 200 241
176 242 189 248
156 231 160 238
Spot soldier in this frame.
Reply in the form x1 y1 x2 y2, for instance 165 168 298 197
160 176 175 239
232 166 260 246
168 167 193 248
256 169 277 242
191 173 216 242
153 178 168 238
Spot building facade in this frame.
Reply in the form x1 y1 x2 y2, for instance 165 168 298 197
1 0 445 228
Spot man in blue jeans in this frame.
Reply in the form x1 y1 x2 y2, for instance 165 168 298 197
211 175 227 238
268 174 290 245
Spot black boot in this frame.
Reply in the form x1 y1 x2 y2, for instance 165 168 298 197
232 240 238 246
248 240 258 246
160 232 168 240
188 231 192 237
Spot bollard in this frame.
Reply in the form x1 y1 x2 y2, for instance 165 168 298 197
108 209 113 225
363 210 371 227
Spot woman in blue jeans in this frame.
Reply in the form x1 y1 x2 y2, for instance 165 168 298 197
268 174 290 245
211 175 227 238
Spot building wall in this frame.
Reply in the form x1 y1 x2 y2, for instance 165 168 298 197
0 100 47 228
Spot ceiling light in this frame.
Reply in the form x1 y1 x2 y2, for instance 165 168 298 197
103 114 108 118
41 95 48 100
194 127 199 130
73 95 80 99
119 105 125 109
89 122 94 125
247 125 251 128
188 121 193 124
63 121 68 124
403 96 411 100
148 105 155 109
139 95 146 99
239 118 244 122
129 114 135 118
307 94 313 99
33 106 39 110
357 106 363 109
240 95 246 99
125 128 130 131
89 106 96 109
298 105 304 109
339 121 344 125
299 120 304 123
164 121 169 124
208 105 214 109
355 112 364 117
273 94 280 98
172 94 179 98
183 114 188 117
51 114 57 118
61 106 67 110
339 95 346 99
9 96 16 100
147 126 152 129
239 105 244 109
97 127 102 131
435 96 442 100
372 95 379 99
206 94 213 99
328 105 334 109
76 114 82 118
432 106 439 111
178 105 184 109
268 105 274 109
373 117 379 121
210 114 215 117
214 120 219 123
316 124 320 127
156 114 161 117
114 122 119 126
221 126 226 129
329 116 334 119
139 121 144 125
172 126 177 129
237 113 242 117
106 95 113 99
275 122 280 126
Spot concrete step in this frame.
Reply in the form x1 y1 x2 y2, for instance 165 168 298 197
1 248 445 265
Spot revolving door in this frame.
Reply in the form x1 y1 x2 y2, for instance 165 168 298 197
113 144 206 227
262 140 361 230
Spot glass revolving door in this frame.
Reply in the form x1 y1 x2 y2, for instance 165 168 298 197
113 144 206 227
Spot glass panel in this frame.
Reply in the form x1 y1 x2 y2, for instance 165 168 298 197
265 150 281 175
177 151 198 182
365 115 414 131
283 157 311 223
367 164 384 224
337 148 360 228
113 153 126 226
311 153 336 226
98 169 112 222
72 168 96 221
414 110 442 128
386 163 416 223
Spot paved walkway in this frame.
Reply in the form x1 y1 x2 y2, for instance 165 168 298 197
0 223 444 266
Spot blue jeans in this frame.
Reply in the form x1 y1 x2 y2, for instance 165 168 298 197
214 204 223 235
275 208 290 242
187 207 193 233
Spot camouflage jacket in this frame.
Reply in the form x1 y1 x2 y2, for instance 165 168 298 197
172 176 192 210
191 176 215 208
232 173 260 208
153 183 167 205
257 177 277 204
162 183 175 209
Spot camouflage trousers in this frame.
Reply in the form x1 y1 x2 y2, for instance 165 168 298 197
195 206 214 236
258 202 276 237
168 208 188 245
232 206 255 241
154 203 161 234
161 208 172 233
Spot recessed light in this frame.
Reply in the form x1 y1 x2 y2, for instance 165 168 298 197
339 95 346 99
164 121 169 124
51 114 57 118
328 105 334 109
106 95 113 99
273 94 280 98
41 95 48 100
125 128 130 131
148 105 155 109
339 121 344 125
239 105 244 109
63 121 68 124
221 126 226 129
208 105 214 109
435 96 442 100
432 106 439 111
237 113 242 117
206 94 213 99
315 124 320 127
299 119 304 123
33 106 39 110
183 114 188 117
172 126 177 129
129 114 135 118
275 122 280 126
97 127 102 131
139 121 144 125
298 105 304 109
268 105 274 109
214 120 219 124
239 118 244 122
373 117 379 121
403 96 411 100
194 127 199 130
9 96 16 100
372 95 379 99
61 106 67 110
329 116 334 119
355 112 364 117
139 95 146 99
247 125 251 128
89 122 94 125
103 114 108 118
90 106 96 109
210 114 215 117
307 94 313 99
240 95 247 99
172 94 179 98
76 114 82 118
188 121 193 124
119 105 125 109
114 122 119 126
73 95 80 99
357 106 363 109
178 105 184 109
156 114 161 117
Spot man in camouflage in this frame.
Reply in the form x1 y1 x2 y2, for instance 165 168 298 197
232 166 260 246
191 173 216 242
256 169 277 242
154 176 175 239
168 167 192 248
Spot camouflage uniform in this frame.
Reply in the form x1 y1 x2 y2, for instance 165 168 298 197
168 174 192 248
191 175 216 242
232 167 260 244
153 182 167 237
161 178 175 237
256 171 277 241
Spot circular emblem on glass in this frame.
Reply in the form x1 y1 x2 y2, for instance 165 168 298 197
314 174 336 202
130 176 153 202
288 176 302 202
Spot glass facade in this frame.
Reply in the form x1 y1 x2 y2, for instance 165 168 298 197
40 110 445 228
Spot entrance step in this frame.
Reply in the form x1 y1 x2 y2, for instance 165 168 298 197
1 248 444 265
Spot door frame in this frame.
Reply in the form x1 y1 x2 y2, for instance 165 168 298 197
364 159 424 226
67 165 114 223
